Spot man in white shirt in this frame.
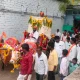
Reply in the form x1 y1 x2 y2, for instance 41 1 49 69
67 38 77 61
65 37 71 50
60 49 69 80
34 46 48 80
32 26 39 40
55 36 65 64
55 29 61 37
55 36 65 74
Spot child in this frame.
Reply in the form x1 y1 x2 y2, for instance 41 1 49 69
69 58 79 74
59 49 69 80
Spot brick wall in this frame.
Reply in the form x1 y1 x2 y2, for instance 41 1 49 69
0 0 64 40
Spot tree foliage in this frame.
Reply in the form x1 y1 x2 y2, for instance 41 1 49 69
57 0 80 13
57 0 70 3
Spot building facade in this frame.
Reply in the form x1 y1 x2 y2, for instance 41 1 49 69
63 5 80 32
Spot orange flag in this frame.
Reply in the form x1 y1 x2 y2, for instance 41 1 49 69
2 32 7 38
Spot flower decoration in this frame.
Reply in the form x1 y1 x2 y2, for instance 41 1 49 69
28 16 52 29
37 20 43 30
46 18 52 28
2 44 13 63
38 34 49 50
28 16 32 24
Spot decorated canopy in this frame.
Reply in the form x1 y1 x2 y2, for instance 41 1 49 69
28 16 53 39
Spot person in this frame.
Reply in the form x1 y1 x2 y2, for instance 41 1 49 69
25 33 37 43
31 26 39 40
24 33 30 43
73 27 78 34
77 40 80 65
17 43 33 80
61 30 67 42
67 38 77 61
23 30 28 40
72 32 76 38
55 36 65 65
75 35 79 44
65 37 71 50
66 31 71 38
59 49 69 80
34 46 48 80
55 29 61 37
26 33 30 39
48 41 58 80
69 58 79 74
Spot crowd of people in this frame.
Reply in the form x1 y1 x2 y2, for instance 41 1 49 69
15 28 80 80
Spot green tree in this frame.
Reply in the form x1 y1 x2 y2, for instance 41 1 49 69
57 0 80 13
57 0 70 3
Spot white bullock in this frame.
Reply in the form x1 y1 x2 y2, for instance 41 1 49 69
10 50 21 64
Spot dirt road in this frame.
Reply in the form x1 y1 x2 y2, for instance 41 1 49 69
0 64 59 80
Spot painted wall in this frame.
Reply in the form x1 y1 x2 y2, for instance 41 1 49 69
0 0 64 40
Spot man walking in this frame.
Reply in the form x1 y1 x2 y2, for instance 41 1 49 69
48 41 58 80
17 43 33 80
34 46 48 80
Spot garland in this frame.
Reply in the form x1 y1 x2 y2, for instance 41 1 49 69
3 44 13 61
38 33 49 50
28 16 52 29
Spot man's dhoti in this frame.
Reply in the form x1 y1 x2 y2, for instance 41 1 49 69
17 74 32 80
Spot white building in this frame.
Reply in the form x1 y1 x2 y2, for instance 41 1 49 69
0 0 64 40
